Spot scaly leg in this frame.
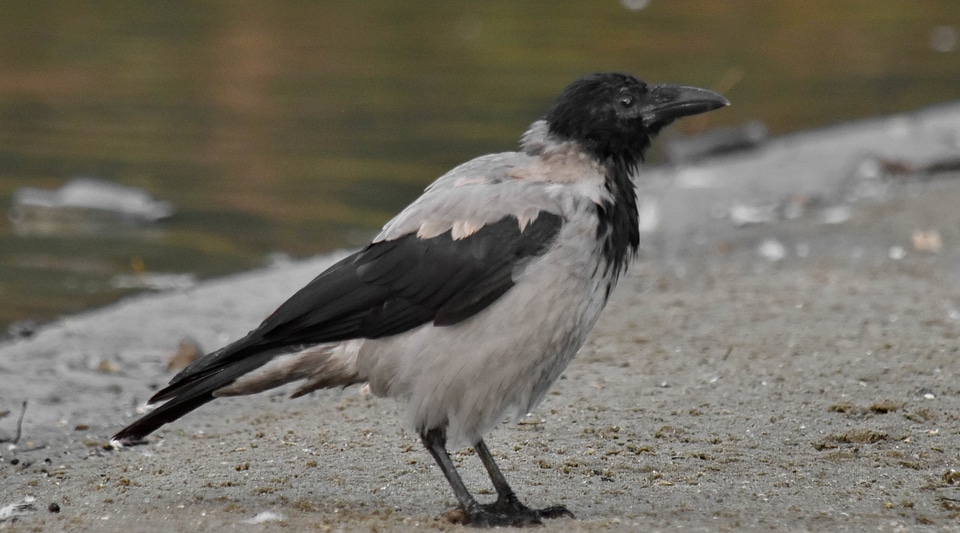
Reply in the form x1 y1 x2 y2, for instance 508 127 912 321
420 427 479 513
474 438 574 523
420 427 573 527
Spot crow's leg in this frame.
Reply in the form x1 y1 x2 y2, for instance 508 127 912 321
421 429 572 527
421 428 480 512
473 438 575 525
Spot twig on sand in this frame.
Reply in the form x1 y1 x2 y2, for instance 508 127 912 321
0 401 28 444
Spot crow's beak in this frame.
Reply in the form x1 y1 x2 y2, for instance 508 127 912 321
641 84 730 127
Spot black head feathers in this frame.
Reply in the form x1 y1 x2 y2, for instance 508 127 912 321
545 72 728 165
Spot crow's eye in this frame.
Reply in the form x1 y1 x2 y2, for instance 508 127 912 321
619 95 635 108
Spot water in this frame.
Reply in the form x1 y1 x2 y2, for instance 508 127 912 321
1 1 958 330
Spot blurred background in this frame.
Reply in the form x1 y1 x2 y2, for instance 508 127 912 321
0 0 958 332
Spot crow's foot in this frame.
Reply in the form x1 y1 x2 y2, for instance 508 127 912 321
452 499 573 528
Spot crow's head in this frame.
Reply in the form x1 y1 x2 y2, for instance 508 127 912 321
545 72 728 164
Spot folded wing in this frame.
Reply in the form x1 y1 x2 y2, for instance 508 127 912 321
113 211 563 442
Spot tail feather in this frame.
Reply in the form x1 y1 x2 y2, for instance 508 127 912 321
112 350 277 443
113 389 214 443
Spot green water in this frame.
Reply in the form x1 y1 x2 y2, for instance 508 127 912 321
1 1 958 329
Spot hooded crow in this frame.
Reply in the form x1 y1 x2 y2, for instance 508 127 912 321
114 72 728 527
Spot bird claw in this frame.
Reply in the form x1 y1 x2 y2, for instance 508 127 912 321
460 500 574 528
532 505 576 520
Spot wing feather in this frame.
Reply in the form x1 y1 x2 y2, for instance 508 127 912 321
155 211 562 404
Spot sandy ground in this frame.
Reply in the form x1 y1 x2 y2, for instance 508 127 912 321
3 103 960 531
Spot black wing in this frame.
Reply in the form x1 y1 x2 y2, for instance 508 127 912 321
258 211 563 343
113 212 562 442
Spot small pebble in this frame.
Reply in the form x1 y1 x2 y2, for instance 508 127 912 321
757 239 787 262
48 502 60 513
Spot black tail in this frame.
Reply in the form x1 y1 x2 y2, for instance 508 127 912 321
112 387 217 443
112 348 277 443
